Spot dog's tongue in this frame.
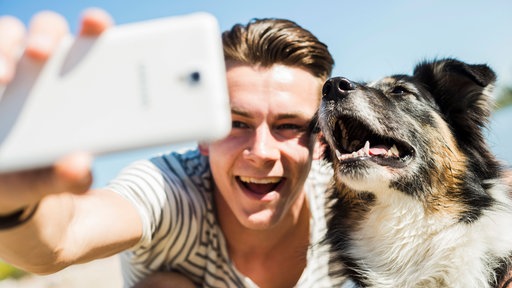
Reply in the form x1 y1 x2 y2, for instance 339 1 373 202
369 145 388 156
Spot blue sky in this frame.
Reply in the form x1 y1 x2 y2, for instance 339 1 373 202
2 0 512 185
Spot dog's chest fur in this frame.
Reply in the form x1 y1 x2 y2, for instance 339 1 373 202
339 184 512 288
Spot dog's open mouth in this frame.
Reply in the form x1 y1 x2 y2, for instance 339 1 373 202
332 116 414 168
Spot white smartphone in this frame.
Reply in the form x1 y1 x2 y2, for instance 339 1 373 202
0 12 231 172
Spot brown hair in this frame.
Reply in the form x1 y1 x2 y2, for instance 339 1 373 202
222 18 334 82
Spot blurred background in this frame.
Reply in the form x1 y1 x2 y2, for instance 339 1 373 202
1 0 511 286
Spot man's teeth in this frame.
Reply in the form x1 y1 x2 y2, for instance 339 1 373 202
336 141 400 161
239 176 281 184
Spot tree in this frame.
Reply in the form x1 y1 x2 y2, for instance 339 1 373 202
495 85 512 110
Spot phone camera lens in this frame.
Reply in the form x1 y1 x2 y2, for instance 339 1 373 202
189 71 201 84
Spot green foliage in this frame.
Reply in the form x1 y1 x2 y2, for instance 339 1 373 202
0 261 27 280
495 86 512 110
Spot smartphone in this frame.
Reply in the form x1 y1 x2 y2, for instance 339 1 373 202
0 12 231 172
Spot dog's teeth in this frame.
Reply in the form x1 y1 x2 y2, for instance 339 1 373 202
364 141 370 155
390 144 399 157
335 149 342 160
352 152 358 157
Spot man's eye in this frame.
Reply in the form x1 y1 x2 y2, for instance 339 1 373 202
232 121 249 129
274 123 308 140
277 123 302 130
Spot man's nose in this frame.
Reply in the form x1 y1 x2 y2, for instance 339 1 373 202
244 125 280 162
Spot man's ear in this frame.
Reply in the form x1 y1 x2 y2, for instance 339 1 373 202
312 133 326 160
198 142 210 156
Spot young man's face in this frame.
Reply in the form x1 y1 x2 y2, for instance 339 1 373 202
200 64 323 230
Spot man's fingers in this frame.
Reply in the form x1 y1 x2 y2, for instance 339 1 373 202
0 16 26 83
25 11 70 61
53 152 94 194
79 8 114 36
0 8 112 84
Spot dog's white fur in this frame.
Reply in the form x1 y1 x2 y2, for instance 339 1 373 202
343 180 512 288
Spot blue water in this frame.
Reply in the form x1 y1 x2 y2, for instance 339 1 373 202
92 108 512 188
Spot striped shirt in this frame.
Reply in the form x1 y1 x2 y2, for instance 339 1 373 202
108 148 345 287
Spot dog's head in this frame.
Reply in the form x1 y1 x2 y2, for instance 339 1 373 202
318 58 501 217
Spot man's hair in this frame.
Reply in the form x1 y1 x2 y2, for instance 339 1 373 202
222 18 334 82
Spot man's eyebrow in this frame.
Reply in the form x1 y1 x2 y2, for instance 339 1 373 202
275 112 310 120
231 107 250 117
231 108 310 120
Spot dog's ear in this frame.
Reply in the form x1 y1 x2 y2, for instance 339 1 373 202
413 58 502 181
412 58 496 146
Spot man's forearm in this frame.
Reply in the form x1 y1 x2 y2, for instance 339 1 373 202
0 188 142 274
0 194 76 274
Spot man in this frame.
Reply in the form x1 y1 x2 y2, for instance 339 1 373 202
0 8 341 287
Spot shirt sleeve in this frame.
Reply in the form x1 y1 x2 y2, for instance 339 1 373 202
107 159 167 251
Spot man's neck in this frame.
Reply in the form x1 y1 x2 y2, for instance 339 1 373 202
214 190 311 287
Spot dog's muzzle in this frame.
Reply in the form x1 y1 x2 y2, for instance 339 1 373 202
322 77 357 100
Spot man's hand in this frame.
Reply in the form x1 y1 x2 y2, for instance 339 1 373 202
0 8 113 215
0 10 145 275
0 8 113 82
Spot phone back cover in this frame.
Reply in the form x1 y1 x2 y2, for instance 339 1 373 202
0 13 230 172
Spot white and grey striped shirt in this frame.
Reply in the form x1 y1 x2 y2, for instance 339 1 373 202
108 148 344 287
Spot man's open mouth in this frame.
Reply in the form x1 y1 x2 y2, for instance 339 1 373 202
331 116 414 168
237 176 284 195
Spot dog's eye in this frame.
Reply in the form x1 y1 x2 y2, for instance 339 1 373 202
390 86 410 95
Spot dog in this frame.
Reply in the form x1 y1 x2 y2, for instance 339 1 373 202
317 58 512 288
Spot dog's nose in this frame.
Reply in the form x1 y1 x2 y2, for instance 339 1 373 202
322 77 356 99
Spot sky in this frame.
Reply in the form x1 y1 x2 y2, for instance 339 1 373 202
2 0 512 186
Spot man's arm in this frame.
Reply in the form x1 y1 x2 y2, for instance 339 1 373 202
0 9 142 274
0 186 142 274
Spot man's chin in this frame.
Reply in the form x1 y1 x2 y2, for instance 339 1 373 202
242 209 281 230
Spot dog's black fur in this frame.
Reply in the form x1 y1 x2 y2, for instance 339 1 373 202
317 58 512 287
